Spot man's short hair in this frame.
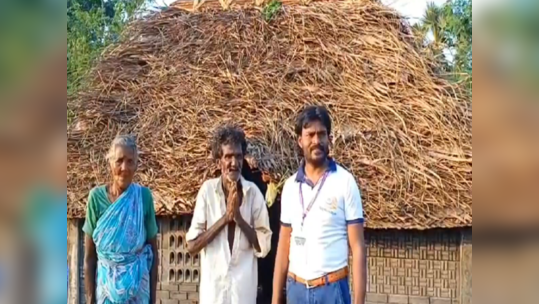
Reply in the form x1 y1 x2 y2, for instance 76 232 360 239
294 105 332 136
210 125 248 160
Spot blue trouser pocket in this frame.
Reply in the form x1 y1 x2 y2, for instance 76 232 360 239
332 278 351 304
286 277 304 304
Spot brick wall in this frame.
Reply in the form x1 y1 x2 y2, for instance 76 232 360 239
363 229 462 304
157 216 201 304
73 218 469 304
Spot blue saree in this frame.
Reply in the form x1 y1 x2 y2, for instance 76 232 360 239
93 183 153 304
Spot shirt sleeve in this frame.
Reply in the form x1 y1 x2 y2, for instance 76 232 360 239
344 175 365 225
82 189 98 236
251 187 273 258
186 182 207 242
280 180 292 227
143 187 159 240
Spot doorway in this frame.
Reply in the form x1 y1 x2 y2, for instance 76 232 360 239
241 159 281 304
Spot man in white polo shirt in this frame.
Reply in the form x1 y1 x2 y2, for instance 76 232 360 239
271 105 367 304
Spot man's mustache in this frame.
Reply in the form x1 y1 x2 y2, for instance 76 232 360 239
310 145 326 152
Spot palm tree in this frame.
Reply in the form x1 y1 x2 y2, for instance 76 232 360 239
412 23 428 46
414 2 449 71
422 2 447 46
413 0 472 94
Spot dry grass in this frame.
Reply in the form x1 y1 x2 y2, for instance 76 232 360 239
67 0 472 229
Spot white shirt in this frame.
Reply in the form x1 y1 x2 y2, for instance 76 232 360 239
281 161 364 280
186 177 272 304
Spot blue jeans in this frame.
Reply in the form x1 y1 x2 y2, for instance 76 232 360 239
286 276 351 304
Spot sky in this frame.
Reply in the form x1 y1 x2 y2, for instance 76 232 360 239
155 0 448 22
380 0 447 25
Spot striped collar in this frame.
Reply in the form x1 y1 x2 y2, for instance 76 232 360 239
295 158 337 187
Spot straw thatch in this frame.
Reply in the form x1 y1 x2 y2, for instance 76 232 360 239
67 0 472 229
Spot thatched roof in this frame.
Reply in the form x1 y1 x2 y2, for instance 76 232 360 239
67 0 472 229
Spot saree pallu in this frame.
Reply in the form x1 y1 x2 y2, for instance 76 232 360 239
93 184 153 304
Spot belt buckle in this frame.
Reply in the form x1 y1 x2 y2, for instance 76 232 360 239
305 280 315 289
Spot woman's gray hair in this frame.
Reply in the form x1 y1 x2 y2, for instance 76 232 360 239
106 135 138 162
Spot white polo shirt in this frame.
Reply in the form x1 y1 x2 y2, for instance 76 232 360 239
281 159 364 280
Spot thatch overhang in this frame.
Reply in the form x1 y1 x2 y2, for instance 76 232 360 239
67 0 472 229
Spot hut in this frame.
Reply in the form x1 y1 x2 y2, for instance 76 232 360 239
67 1 472 304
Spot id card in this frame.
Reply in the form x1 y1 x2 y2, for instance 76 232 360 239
292 230 307 246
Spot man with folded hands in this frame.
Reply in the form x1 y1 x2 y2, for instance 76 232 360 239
186 125 272 304
272 105 367 304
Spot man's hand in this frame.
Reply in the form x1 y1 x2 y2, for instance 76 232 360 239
225 180 239 222
230 182 246 224
225 192 236 223
233 204 245 225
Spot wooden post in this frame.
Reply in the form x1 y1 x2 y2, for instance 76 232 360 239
68 219 81 304
460 228 472 304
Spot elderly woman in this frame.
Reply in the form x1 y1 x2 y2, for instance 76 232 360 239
83 135 158 304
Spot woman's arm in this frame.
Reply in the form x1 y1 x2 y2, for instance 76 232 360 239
83 190 99 304
84 235 97 304
147 237 158 304
143 187 160 304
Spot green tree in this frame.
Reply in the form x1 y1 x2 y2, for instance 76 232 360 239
423 2 447 46
411 23 429 46
67 0 159 122
413 0 472 93
443 0 472 73
67 0 147 95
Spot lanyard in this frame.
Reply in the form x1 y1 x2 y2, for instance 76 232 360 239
299 171 329 228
